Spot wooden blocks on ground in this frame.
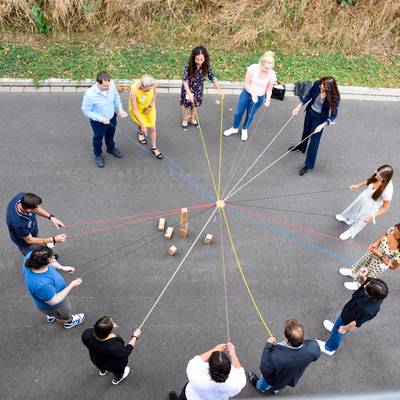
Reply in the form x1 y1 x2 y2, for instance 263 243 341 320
203 234 213 244
158 218 166 231
164 227 174 240
180 207 189 237
168 246 177 256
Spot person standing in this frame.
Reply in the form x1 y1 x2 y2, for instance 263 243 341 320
23 246 85 329
247 320 320 394
82 316 141 385
6 192 66 256
129 74 163 159
81 71 128 168
223 51 277 141
339 224 400 290
317 271 388 355
180 46 224 131
291 77 340 176
169 343 246 400
336 165 393 240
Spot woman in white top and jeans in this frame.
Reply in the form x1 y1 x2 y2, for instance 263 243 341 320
336 165 393 240
224 51 277 141
169 343 246 400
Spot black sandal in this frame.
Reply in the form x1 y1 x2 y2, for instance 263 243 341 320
151 147 163 160
137 132 147 145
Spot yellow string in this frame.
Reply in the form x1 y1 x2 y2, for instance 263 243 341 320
221 207 273 337
217 97 224 199
193 106 219 199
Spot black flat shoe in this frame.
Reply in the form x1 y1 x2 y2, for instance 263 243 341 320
299 167 309 176
288 145 300 152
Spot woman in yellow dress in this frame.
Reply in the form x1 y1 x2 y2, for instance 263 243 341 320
129 75 162 159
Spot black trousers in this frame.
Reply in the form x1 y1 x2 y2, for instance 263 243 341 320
295 108 325 170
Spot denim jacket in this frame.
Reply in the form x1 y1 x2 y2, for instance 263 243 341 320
301 80 339 125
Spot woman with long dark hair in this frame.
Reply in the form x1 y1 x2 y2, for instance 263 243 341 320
180 46 224 131
336 165 393 240
291 77 340 175
339 223 400 290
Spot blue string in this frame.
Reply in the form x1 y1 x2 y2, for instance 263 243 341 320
227 206 355 264
111 121 215 201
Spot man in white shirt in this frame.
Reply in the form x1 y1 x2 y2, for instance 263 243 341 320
169 343 246 400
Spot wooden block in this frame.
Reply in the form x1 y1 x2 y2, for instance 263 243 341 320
180 207 188 224
164 227 174 240
158 218 166 231
168 246 177 256
180 221 189 237
203 234 213 244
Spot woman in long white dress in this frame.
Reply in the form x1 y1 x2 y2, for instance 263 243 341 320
336 165 393 240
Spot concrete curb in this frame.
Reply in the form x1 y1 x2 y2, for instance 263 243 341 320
0 78 399 101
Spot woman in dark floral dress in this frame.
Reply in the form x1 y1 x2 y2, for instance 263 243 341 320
180 46 224 131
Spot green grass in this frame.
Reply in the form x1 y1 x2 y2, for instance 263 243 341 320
0 42 399 87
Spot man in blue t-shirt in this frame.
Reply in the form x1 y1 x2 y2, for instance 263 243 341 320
317 268 388 355
6 192 67 255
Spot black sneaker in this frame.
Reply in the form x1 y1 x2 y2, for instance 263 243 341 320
168 392 179 400
247 370 259 387
299 167 309 176
107 147 123 158
95 155 105 168
288 145 300 152
112 366 130 385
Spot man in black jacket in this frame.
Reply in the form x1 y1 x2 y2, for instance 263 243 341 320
317 270 388 356
248 320 320 394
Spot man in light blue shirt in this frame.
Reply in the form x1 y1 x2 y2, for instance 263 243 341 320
82 71 127 168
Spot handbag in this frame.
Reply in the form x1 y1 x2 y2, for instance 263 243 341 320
271 82 285 101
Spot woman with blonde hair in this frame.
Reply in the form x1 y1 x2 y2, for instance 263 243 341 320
223 51 277 141
336 165 393 240
129 74 163 159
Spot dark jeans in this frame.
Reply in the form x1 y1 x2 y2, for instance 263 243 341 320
295 108 325 170
233 89 265 129
169 384 188 400
325 316 348 352
90 113 117 156
18 244 38 256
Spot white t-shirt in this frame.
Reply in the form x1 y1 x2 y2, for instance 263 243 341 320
185 355 246 400
246 63 277 96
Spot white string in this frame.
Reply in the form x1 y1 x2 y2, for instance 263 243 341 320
225 130 319 201
139 207 218 329
223 114 294 201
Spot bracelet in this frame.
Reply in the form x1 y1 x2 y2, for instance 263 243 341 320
132 335 139 340
52 236 56 245
48 213 54 220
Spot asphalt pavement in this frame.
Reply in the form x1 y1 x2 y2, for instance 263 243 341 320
0 92 399 399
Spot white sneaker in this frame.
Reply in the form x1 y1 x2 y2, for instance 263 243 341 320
112 366 130 385
339 268 353 277
46 315 56 323
99 370 108 376
339 230 352 240
344 281 360 291
64 313 86 329
316 339 335 356
241 129 248 141
223 127 238 136
336 214 351 224
323 320 334 332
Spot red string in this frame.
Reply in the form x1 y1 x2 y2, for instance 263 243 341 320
227 204 368 250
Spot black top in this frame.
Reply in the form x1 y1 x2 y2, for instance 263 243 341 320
260 340 320 390
82 328 133 372
341 280 383 327
301 80 339 125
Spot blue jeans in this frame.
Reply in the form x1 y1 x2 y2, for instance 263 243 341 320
233 90 265 130
90 113 117 156
325 316 347 352
256 374 280 393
